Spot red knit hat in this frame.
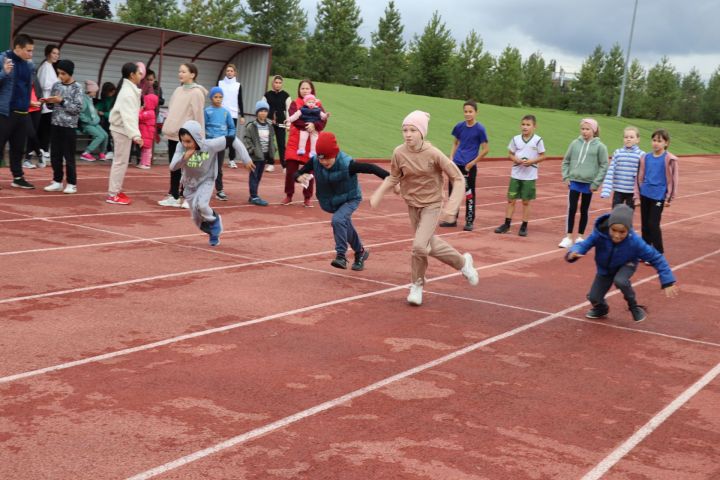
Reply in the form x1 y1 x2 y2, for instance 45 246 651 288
316 132 339 159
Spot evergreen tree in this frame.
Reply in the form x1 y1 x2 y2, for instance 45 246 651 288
171 0 243 39
307 0 364 84
701 67 720 125
620 59 646 118
405 11 455 97
521 51 551 107
571 45 604 113
642 56 680 120
446 30 493 101
241 0 309 78
488 45 522 107
599 43 624 115
80 0 111 19
677 68 705 124
116 0 179 28
368 1 405 90
45 0 83 15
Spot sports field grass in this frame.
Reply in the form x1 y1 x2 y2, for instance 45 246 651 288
281 78 720 158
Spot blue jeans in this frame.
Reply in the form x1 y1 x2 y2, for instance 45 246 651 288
249 160 265 198
332 199 362 256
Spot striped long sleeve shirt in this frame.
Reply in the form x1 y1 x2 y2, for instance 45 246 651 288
601 145 644 197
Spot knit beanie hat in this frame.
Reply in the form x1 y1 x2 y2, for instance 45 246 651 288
255 100 269 113
608 204 633 230
209 86 224 99
580 118 599 134
316 132 339 159
402 110 430 138
56 59 74 76
84 80 99 94
303 94 317 104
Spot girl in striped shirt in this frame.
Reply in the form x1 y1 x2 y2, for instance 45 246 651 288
601 126 644 208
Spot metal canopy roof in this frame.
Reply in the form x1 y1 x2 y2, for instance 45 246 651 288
6 5 272 115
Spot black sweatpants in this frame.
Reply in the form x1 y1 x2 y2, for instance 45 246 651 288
167 140 182 199
587 263 638 309
640 195 665 253
271 123 286 168
448 163 477 224
50 125 77 184
25 110 42 158
612 191 635 209
567 189 593 234
0 112 30 178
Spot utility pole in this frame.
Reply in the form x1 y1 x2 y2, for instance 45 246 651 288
617 0 639 117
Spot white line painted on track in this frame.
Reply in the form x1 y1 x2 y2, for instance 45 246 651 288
580 362 720 480
124 248 720 479
0 247 563 384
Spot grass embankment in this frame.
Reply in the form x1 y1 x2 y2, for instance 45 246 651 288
279 78 720 158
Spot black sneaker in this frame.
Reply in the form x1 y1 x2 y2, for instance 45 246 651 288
331 255 348 269
215 191 228 201
630 305 647 322
494 223 510 234
463 222 474 231
585 305 609 319
518 225 528 237
439 221 457 227
351 248 370 271
11 177 35 189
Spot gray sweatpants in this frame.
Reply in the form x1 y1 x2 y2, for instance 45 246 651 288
183 179 216 228
587 262 638 308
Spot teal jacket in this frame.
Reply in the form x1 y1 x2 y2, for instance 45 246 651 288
313 152 361 213
79 94 100 127
561 137 609 190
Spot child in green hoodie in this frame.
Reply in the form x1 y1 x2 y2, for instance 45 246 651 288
559 118 609 249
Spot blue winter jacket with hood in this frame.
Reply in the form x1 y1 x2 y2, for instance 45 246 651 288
566 212 676 288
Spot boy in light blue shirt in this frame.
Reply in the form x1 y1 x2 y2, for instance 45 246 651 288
204 86 235 201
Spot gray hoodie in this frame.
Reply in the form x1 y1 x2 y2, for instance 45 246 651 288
169 120 251 190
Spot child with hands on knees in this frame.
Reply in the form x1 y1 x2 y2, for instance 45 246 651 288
170 120 253 246
566 204 679 322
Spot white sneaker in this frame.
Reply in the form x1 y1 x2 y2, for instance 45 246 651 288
40 149 50 159
37 159 47 168
229 160 238 169
158 195 181 207
558 236 573 249
44 181 64 192
63 184 77 194
407 280 423 306
105 152 114 160
23 160 36 169
461 253 479 286
265 164 275 172
574 235 585 244
181 199 189 209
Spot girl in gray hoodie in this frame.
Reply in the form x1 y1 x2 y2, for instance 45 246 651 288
559 118 609 248
170 120 253 246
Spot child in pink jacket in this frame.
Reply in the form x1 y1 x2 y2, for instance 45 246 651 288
138 93 159 169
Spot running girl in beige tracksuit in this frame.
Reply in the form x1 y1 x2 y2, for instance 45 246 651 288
371 110 479 306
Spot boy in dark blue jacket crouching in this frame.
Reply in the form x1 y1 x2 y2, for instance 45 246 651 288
566 204 679 322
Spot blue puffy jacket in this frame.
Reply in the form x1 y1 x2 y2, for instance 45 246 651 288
0 49 34 116
566 213 676 288
313 152 361 213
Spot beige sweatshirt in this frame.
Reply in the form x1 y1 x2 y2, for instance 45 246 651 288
372 141 464 220
161 84 208 141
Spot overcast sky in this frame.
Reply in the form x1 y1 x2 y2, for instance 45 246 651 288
300 0 719 80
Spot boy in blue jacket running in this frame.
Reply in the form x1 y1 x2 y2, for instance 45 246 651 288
566 204 679 322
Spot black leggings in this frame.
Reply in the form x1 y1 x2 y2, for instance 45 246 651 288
567 189 592 234
167 140 183 199
640 195 665 253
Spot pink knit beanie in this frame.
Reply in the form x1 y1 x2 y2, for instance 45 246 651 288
402 110 430 138
303 94 317 103
580 118 599 134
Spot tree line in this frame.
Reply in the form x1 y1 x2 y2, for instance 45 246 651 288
45 0 720 126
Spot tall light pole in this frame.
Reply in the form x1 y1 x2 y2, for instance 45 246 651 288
617 0 639 117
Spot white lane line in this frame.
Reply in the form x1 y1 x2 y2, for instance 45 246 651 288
125 248 720 480
0 247 562 385
581 362 720 480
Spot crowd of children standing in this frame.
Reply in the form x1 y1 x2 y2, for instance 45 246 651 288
2 33 681 317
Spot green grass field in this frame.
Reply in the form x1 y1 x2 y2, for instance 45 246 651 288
279 78 720 158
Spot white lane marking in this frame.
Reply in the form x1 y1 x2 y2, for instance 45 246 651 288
125 248 720 480
580 362 720 480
